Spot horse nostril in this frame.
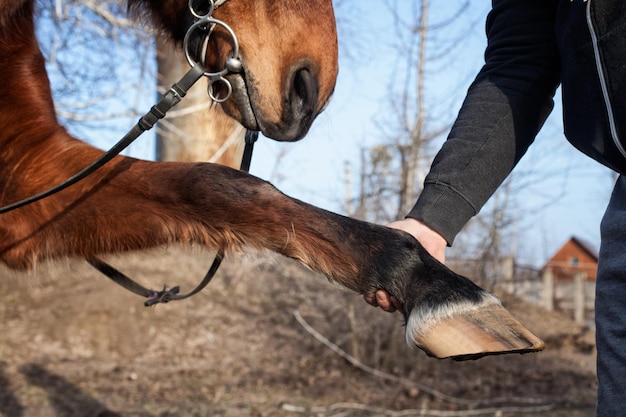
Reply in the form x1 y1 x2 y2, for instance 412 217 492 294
266 65 321 141
290 67 318 117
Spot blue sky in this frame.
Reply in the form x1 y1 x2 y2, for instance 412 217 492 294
45 1 614 267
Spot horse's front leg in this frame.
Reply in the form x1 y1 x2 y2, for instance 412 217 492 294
178 163 544 360
1 154 543 360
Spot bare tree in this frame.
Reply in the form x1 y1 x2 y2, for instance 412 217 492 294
352 0 471 223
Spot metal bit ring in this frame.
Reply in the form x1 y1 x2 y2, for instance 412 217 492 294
188 0 215 19
208 76 233 103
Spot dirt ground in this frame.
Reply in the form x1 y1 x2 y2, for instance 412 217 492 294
0 246 597 416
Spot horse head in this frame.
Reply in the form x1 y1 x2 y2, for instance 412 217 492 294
130 0 338 141
131 0 338 141
204 1 338 141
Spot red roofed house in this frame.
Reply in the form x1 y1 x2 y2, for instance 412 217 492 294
541 237 598 325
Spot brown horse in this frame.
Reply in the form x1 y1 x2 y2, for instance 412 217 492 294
0 0 543 359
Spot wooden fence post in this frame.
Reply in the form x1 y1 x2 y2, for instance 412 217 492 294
542 268 554 312
574 272 586 325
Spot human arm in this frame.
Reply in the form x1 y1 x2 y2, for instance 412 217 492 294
365 0 561 312
407 0 561 244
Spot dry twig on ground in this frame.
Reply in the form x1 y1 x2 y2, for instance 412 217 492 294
292 309 554 411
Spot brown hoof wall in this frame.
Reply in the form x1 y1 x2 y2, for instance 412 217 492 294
406 295 544 360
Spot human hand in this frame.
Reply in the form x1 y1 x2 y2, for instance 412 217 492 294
363 218 447 313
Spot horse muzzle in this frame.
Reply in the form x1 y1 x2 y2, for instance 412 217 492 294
225 59 323 142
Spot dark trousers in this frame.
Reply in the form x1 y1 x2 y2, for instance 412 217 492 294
597 175 626 416
557 1 626 414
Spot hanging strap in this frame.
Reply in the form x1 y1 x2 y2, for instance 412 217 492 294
87 250 225 307
88 130 259 307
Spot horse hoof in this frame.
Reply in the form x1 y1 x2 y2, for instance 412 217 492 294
405 294 544 360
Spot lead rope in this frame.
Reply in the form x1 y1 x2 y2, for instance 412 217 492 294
88 130 258 307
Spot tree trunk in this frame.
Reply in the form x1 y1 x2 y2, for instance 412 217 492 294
155 38 245 167
398 0 429 218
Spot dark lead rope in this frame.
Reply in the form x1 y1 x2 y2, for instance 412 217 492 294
88 130 258 307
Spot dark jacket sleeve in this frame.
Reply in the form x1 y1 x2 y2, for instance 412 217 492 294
407 0 561 245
